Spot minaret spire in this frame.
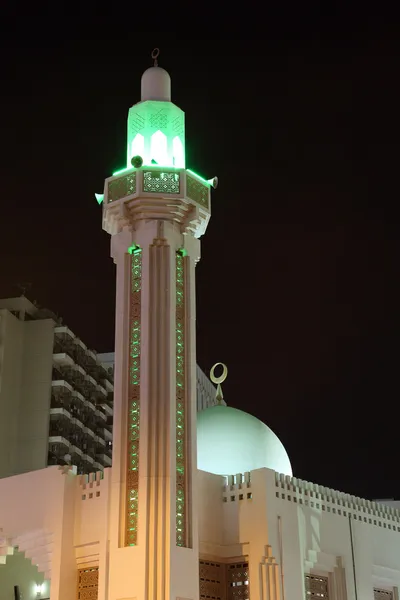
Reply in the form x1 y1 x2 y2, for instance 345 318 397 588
101 54 217 600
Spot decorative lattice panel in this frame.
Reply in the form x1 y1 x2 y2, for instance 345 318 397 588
143 170 180 194
199 560 226 600
199 560 249 600
107 172 136 202
77 567 99 600
150 109 168 129
305 575 329 598
176 251 187 546
186 174 209 209
125 249 142 546
374 590 394 600
227 563 250 600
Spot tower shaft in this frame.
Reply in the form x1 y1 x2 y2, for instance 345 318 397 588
107 221 200 600
102 58 213 600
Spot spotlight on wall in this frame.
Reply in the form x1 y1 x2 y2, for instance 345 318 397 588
34 583 44 597
207 176 218 189
131 155 143 168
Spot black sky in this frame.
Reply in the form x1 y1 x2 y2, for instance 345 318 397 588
1 15 399 500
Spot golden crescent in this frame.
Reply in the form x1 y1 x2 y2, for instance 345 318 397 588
210 363 228 385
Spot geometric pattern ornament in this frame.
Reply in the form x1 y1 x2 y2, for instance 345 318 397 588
176 251 187 547
143 170 180 194
199 560 250 600
226 562 250 600
186 174 209 209
107 172 136 202
199 560 225 600
125 249 142 547
305 574 329 598
77 567 99 600
374 590 394 600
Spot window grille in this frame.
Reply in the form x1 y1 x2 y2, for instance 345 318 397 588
305 574 329 598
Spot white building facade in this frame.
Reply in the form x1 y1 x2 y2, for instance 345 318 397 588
0 55 399 600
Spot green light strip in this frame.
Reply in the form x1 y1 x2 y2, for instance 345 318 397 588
113 166 133 177
125 249 142 547
176 252 187 547
186 168 211 186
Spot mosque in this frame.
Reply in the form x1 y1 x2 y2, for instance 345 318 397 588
0 51 399 600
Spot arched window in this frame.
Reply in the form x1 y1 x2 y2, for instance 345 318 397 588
150 130 169 166
173 136 185 168
131 133 144 161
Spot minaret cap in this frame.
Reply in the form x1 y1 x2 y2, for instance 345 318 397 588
141 48 171 102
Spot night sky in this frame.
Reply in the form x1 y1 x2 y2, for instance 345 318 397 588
1 20 399 501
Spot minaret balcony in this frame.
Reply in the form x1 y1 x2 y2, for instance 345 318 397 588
102 166 211 237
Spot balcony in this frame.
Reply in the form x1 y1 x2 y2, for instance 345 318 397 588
53 352 74 368
102 378 113 393
103 166 211 238
97 454 112 467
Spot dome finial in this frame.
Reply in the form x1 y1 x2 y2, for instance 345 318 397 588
151 47 160 67
210 363 228 406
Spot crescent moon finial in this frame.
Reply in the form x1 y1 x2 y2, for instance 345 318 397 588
151 47 160 67
210 363 228 405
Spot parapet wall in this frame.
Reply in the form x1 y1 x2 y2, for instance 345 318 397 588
275 471 400 532
77 469 107 501
223 472 253 502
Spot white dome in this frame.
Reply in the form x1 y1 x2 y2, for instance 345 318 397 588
141 66 171 102
197 405 292 477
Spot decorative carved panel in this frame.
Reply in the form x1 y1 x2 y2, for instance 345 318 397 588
374 589 394 600
305 574 329 597
143 170 180 194
125 249 142 546
77 567 99 600
107 172 136 202
176 251 187 546
186 174 209 209
199 560 249 600
199 560 225 600
226 563 250 600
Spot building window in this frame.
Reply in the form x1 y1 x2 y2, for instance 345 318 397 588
374 589 394 600
305 574 329 598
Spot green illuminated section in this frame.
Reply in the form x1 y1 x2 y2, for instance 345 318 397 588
127 100 186 168
113 166 132 177
176 251 186 547
131 133 144 159
126 248 142 547
186 169 211 186
128 244 141 255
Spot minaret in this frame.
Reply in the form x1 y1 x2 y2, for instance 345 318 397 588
101 49 215 600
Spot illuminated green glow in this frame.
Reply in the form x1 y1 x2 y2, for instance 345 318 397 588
126 249 142 547
128 244 141 255
131 133 144 159
95 193 104 205
176 252 187 547
150 130 168 166
172 136 185 168
113 166 132 177
186 169 211 186
127 100 186 169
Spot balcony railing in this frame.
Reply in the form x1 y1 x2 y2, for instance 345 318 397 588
106 167 210 211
